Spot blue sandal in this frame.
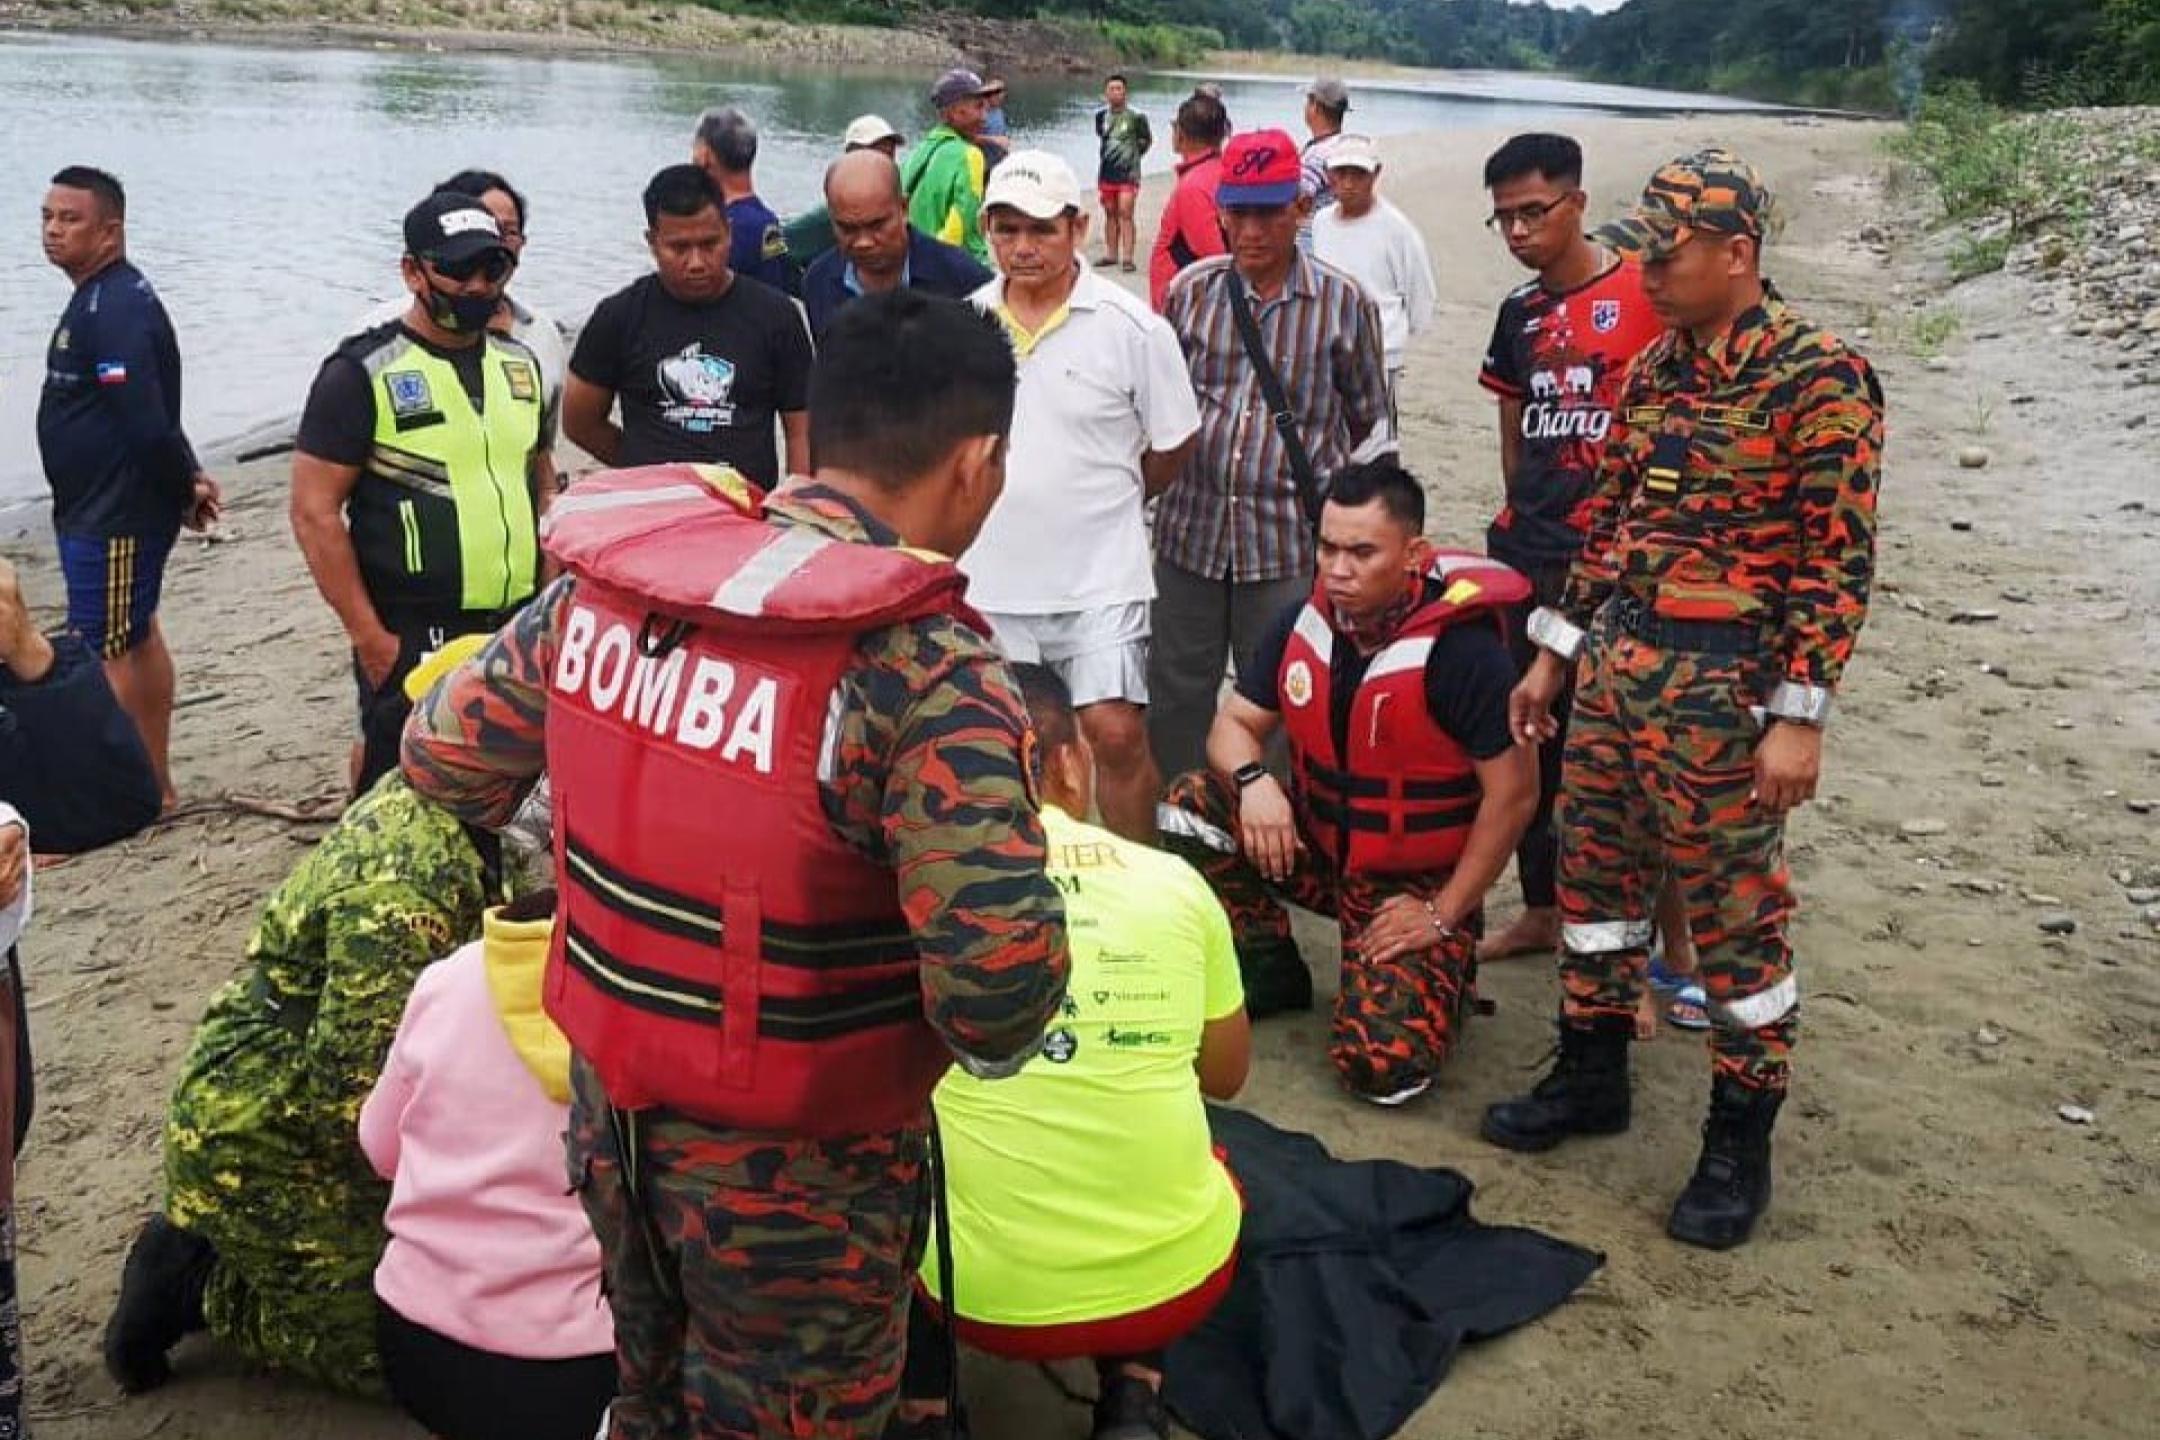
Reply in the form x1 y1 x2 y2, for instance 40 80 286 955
1647 949 1691 994
1666 984 1711 1030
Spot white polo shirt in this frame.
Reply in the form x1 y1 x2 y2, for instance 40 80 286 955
964 266 1200 614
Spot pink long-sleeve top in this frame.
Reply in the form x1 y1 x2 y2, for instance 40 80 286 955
358 915 612 1360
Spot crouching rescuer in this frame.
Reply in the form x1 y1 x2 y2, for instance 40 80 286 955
398 291 1071 1438
1157 463 1538 1107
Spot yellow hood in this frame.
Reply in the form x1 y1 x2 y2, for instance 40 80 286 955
482 906 571 1103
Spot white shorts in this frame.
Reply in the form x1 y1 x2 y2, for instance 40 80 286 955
983 603 1151 707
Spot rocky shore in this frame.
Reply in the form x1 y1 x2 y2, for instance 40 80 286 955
1984 106 2160 382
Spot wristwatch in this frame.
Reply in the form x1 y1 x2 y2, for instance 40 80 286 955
1232 762 1270 791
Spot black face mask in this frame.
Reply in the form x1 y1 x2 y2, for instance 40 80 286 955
424 283 502 335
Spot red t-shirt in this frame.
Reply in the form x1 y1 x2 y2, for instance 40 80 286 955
1479 255 1664 568
1150 150 1226 312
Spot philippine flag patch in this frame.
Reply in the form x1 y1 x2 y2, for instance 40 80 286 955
95 361 129 385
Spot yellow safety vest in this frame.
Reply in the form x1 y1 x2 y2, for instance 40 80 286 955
351 328 542 615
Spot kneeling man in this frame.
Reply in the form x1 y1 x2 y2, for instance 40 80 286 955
1158 463 1536 1105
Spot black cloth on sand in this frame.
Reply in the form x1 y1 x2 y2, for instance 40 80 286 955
1165 1106 1602 1440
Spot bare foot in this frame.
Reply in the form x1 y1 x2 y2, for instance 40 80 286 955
1478 906 1559 962
1633 987 1659 1040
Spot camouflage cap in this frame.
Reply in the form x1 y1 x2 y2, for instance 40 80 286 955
1597 147 1774 260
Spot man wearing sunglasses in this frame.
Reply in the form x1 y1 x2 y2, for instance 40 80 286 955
292 191 554 795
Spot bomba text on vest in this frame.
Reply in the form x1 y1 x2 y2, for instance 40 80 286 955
554 604 779 772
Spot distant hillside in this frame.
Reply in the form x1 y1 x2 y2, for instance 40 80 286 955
1561 0 2160 112
947 0 1592 71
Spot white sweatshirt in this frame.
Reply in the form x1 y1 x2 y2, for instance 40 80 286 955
1312 198 1437 369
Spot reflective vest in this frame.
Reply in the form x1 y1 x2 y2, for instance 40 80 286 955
1277 551 1529 876
347 324 543 616
541 463 975 1135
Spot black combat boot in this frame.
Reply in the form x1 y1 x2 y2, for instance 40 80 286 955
102 1215 216 1394
1666 1074 1784 1250
1237 938 1312 1018
1479 1015 1633 1152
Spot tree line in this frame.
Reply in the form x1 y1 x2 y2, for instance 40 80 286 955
785 0 2160 109
1556 0 2159 111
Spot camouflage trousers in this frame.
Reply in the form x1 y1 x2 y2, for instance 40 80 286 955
193 1244 381 1397
568 1059 931 1440
1557 632 1798 1091
165 1071 388 1395
1159 769 1479 1097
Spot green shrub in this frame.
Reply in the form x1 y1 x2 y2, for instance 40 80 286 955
1888 82 2084 237
1907 305 1962 357
1095 20 1220 65
1949 233 2011 281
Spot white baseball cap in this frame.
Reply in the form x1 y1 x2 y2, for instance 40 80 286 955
843 114 904 150
1325 134 1382 172
980 149 1083 220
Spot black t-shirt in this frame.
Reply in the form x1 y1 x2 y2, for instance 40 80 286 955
296 324 495 466
1236 590 1518 761
568 273 814 489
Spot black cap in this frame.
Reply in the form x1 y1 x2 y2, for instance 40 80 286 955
403 190 511 267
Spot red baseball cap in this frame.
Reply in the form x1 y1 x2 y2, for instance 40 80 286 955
1218 129 1302 208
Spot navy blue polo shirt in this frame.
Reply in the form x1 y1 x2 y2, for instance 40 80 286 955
37 260 199 538
801 228 994 338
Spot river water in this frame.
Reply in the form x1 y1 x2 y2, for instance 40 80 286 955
0 30 1771 508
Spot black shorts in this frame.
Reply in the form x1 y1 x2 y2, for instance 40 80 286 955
352 610 508 796
377 1298 614 1440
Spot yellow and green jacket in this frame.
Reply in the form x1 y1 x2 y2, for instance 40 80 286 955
900 124 990 264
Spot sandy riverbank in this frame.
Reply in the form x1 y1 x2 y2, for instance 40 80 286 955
6 110 2157 1440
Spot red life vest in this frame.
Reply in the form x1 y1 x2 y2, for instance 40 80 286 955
1277 551 1529 876
541 463 980 1135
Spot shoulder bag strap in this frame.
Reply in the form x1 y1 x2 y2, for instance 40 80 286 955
1224 269 1326 527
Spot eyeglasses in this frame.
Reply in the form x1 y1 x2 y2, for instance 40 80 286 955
1485 195 1576 233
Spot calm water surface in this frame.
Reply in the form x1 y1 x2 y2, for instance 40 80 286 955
0 31 1770 505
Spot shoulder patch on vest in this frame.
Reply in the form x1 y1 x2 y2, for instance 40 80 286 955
386 370 434 417
1284 659 1314 708
1442 578 1481 607
500 358 537 402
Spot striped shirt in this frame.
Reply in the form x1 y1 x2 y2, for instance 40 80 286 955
1155 253 1389 582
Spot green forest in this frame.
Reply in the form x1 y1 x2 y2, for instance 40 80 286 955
867 0 2160 112
1558 0 2160 110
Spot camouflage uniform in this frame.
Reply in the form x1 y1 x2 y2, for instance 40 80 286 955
162 775 494 1393
402 480 1069 1439
1159 769 1477 1098
1531 151 1884 1092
